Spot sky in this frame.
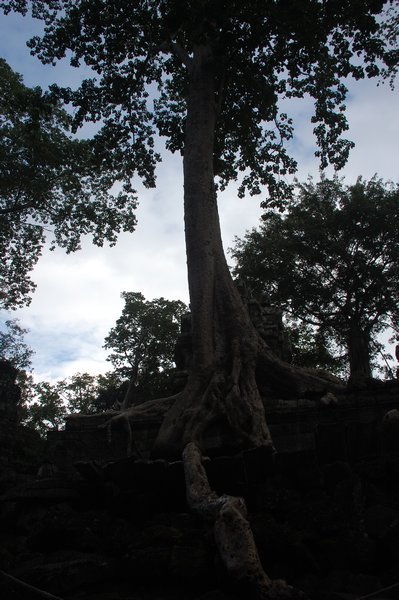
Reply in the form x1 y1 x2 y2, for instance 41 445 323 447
1 9 399 382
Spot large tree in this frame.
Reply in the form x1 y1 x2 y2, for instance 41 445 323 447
2 0 398 458
0 57 137 308
104 292 187 404
232 177 399 383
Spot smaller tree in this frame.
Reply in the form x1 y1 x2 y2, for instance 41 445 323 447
57 371 128 413
0 317 36 415
0 317 33 371
94 371 128 412
232 177 399 383
59 372 99 414
23 380 67 436
104 292 188 405
22 371 124 435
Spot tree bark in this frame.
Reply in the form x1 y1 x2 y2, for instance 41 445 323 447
347 323 372 384
153 45 274 459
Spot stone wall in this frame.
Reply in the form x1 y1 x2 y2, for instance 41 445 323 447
268 386 399 463
46 381 399 475
46 412 162 472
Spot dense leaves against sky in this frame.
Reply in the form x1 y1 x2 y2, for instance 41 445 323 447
0 0 397 310
0 58 138 308
21 371 126 435
2 1 398 203
232 177 399 378
0 317 33 370
104 292 187 402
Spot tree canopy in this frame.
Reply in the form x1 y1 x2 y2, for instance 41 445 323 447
232 177 399 381
104 292 187 403
0 317 34 371
23 379 67 435
2 1 398 199
0 57 137 308
21 370 126 435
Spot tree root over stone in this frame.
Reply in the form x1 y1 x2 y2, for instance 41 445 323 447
0 569 64 600
100 393 180 456
182 442 308 600
99 332 344 460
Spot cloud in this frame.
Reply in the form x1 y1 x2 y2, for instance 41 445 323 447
7 149 189 380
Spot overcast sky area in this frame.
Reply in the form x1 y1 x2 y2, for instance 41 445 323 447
1 10 399 382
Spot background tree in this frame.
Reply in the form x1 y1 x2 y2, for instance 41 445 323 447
0 317 127 432
2 1 398 458
0 317 37 416
0 317 33 371
59 372 100 414
0 58 137 309
283 319 346 377
58 370 128 413
232 177 399 383
95 370 128 411
23 380 67 436
104 292 187 405
22 371 126 435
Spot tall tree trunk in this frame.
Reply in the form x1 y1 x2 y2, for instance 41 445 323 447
105 46 344 459
153 45 273 458
347 323 372 384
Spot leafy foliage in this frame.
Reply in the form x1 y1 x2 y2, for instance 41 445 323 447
232 177 399 378
95 370 128 410
0 317 33 370
0 317 36 413
1 1 397 204
22 370 126 435
0 58 138 308
104 292 187 401
23 379 67 436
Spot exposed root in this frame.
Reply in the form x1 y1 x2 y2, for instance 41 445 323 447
0 569 64 599
96 327 344 461
104 411 142 457
256 337 345 399
182 443 308 599
99 394 181 457
153 347 273 458
101 393 179 427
